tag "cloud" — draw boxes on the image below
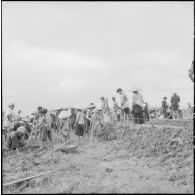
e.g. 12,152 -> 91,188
52,78 -> 87,93
2,2 -> 193,114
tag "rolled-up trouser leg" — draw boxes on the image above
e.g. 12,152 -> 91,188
10,132 -> 20,149
47,128 -> 52,141
6,133 -> 12,148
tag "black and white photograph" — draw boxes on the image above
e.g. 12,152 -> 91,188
1,1 -> 194,194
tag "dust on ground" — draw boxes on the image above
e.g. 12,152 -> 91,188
2,120 -> 194,194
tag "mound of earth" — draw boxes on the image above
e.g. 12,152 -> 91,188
2,120 -> 194,193
99,120 -> 193,192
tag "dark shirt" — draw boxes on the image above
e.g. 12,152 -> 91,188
69,113 -> 76,124
171,95 -> 180,106
162,100 -> 168,109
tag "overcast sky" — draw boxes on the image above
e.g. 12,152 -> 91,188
2,1 -> 194,115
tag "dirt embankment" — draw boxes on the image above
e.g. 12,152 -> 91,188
99,121 -> 194,190
2,120 -> 194,193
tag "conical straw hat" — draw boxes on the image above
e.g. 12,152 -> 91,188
58,110 -> 71,119
130,87 -> 141,92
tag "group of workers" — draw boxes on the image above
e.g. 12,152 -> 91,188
161,93 -> 181,119
2,87 -> 149,155
161,93 -> 191,119
2,85 -> 192,155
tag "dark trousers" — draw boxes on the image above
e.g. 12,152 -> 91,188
7,132 -> 25,149
40,126 -> 52,141
133,105 -> 145,124
85,119 -> 91,133
117,114 -> 120,121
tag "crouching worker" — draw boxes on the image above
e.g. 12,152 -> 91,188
7,126 -> 29,155
90,108 -> 104,143
33,108 -> 52,150
58,110 -> 71,142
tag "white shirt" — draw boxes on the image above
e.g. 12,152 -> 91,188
76,111 -> 85,124
120,92 -> 129,109
7,109 -> 18,122
101,98 -> 109,113
132,93 -> 144,107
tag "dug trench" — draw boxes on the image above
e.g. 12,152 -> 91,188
2,120 -> 194,193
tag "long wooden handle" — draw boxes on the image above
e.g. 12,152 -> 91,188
3,170 -> 57,187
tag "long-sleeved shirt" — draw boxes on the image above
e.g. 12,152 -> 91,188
35,115 -> 51,129
86,109 -> 93,120
132,93 -> 144,107
59,118 -> 70,131
171,95 -> 180,106
75,111 -> 85,125
91,113 -> 104,126
112,101 -> 120,113
101,98 -> 110,113
120,92 -> 129,109
162,100 -> 168,109
7,109 -> 18,124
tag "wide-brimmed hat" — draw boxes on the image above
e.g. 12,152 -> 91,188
130,87 -> 141,92
19,120 -> 25,125
88,103 -> 96,109
92,108 -> 99,113
58,110 -> 72,119
75,105 -> 83,110
17,126 -> 28,135
92,107 -> 103,113
6,123 -> 15,129
8,103 -> 15,107
21,118 -> 29,122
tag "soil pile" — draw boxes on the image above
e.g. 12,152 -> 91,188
99,120 -> 193,191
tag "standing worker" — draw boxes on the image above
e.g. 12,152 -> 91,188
143,102 -> 150,121
131,87 -> 145,124
100,96 -> 111,123
85,103 -> 96,133
69,108 -> 76,132
7,103 -> 18,125
111,97 -> 120,121
33,108 -> 52,150
170,93 -> 180,119
188,60 -> 194,82
162,97 -> 168,118
58,109 -> 71,142
74,106 -> 85,142
116,88 -> 130,121
31,106 -> 43,141
90,107 -> 104,143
